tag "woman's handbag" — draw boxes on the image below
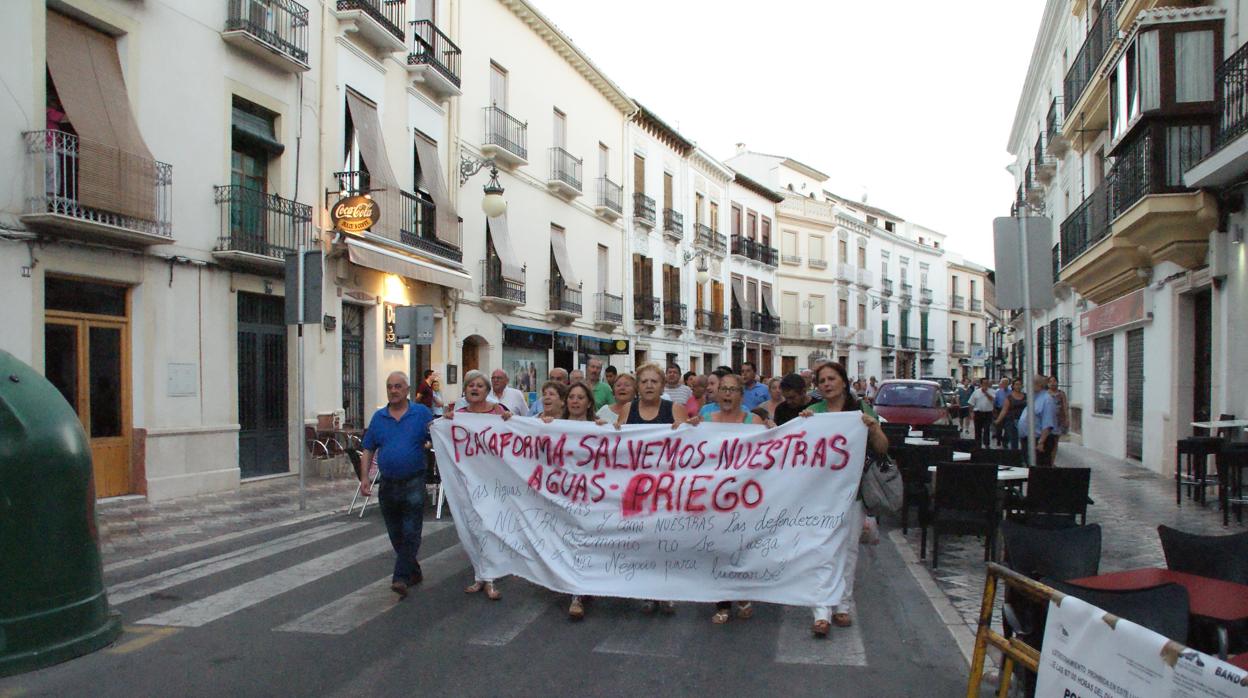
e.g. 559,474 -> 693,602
860,451 -> 903,514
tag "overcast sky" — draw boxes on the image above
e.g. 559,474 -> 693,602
531,0 -> 1047,268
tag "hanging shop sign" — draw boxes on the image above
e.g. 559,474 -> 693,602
331,195 -> 380,234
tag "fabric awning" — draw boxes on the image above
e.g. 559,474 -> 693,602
46,12 -> 157,221
413,135 -> 459,247
549,226 -> 579,286
345,237 -> 472,291
730,277 -> 747,312
232,106 -> 285,155
345,90 -> 401,240
762,291 -> 779,318
486,214 -> 525,283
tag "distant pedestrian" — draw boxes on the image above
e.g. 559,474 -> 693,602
969,378 -> 995,448
865,377 -> 879,403
992,377 -> 1011,446
586,357 -> 614,412
1020,375 -> 1059,467
740,361 -> 769,411
662,363 -> 692,404
957,378 -> 974,433
1048,376 -> 1069,455
361,371 -> 435,600
563,381 -> 603,620
605,365 -> 618,387
994,378 -> 1027,450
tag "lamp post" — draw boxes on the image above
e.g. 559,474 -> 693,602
461,154 -> 507,217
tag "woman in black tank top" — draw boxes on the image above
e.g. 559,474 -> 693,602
616,363 -> 687,428
626,397 -> 674,424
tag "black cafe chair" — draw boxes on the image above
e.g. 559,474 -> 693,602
927,462 -> 1000,568
1047,579 -> 1190,644
971,448 -> 1026,467
1000,521 -> 1102,643
1157,525 -> 1248,585
1021,467 -> 1092,528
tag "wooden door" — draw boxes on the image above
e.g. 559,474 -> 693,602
45,316 -> 131,497
663,172 -> 673,211
633,154 -> 645,193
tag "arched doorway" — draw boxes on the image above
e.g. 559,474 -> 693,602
462,334 -> 488,374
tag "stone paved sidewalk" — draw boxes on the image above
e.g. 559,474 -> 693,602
893,438 -> 1246,650
96,473 -> 364,566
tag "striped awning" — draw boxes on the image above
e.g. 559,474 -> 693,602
345,237 -> 472,291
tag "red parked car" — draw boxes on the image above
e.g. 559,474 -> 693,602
870,379 -> 951,427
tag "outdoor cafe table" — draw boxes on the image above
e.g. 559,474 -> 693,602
927,464 -> 1028,480
1069,568 -> 1248,658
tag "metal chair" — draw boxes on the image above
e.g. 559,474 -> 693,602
1176,436 -> 1223,507
1157,525 -> 1248,585
1047,579 -> 1191,644
1021,467 -> 1092,528
927,462 -> 1001,568
1219,443 -> 1248,526
346,449 -> 379,518
1000,521 -> 1102,643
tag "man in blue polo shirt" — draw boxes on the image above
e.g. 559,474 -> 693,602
362,371 -> 434,599
741,361 -> 769,411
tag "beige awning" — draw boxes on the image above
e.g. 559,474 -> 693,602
549,226 -> 579,287
730,277 -> 747,311
345,90 -> 401,240
486,214 -> 525,283
46,12 -> 157,221
345,237 -> 472,291
762,290 -> 779,317
413,135 -> 459,247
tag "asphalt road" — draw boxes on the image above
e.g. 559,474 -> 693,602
1,512 -> 970,698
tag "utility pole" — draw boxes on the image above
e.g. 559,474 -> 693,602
296,240 -> 306,511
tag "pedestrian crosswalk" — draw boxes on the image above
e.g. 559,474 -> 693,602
112,516 -> 868,667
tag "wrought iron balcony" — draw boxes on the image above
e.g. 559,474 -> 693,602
922,337 -> 934,352
1052,243 -> 1061,284
951,340 -> 966,354
900,336 -> 918,350
882,332 -> 895,347
663,208 -> 683,240
22,130 -> 173,245
951,294 -> 964,310
1059,185 -> 1110,270
398,189 -> 462,262
547,147 -> 582,197
335,0 -> 406,52
751,312 -> 779,335
760,245 -> 778,267
696,309 -> 725,332
1215,41 -> 1248,150
970,299 -> 983,312
781,253 -> 802,265
213,185 -> 312,266
663,300 -> 687,328
899,282 -> 913,298
881,278 -> 893,295
480,259 -> 525,305
780,321 -> 811,338
596,292 -> 623,325
920,287 -> 933,305
1108,121 -> 1212,220
595,177 -> 622,219
1063,0 -> 1120,118
633,294 -> 659,323
407,20 -> 461,96
482,105 -> 527,165
808,257 -> 827,269
549,279 -> 582,317
715,232 -> 728,254
1046,96 -> 1065,155
633,193 -> 656,228
731,234 -> 757,259
224,0 -> 310,71
694,223 -> 717,251
1035,133 -> 1056,183
857,268 -> 873,287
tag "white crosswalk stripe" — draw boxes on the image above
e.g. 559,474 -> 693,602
773,606 -> 867,666
274,528 -> 465,636
593,606 -> 701,658
137,533 -> 394,627
466,595 -> 550,647
108,521 -> 366,604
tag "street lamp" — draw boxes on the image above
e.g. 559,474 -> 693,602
682,249 -> 710,285
460,154 -> 507,217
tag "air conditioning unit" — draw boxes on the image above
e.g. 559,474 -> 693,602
812,324 -> 833,338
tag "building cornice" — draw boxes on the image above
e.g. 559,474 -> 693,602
691,147 -> 733,182
633,104 -> 695,155
1103,6 -> 1228,72
734,173 -> 784,203
499,0 -> 638,116
1006,0 -> 1068,154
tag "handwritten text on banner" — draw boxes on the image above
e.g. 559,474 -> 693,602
430,412 -> 867,606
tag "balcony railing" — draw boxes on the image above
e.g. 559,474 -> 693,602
809,257 -> 827,269
882,332 -> 895,347
633,193 -> 656,227
481,259 -> 524,304
596,177 -> 622,215
1059,184 -> 1110,269
920,287 -> 933,304
596,292 -> 623,324
781,254 -> 802,265
694,223 -> 717,250
695,309 -> 726,333
1046,96 -> 1064,149
23,130 -> 173,240
751,312 -> 780,335
881,278 -> 893,295
760,245 -> 778,267
922,338 -> 934,352
549,147 -> 582,193
1108,121 -> 1212,220
780,321 -> 811,338
336,0 -> 405,42
398,189 -> 462,262
731,234 -> 757,259
951,340 -> 966,354
970,299 -> 983,312
1052,243 -> 1061,283
1063,0 -> 1121,118
408,20 -> 461,88
1215,41 -> 1248,150
483,105 -> 527,161
214,185 -> 312,260
900,336 -> 918,350
900,282 -> 913,298
663,208 -> 683,240
633,294 -> 659,323
226,0 -> 310,66
549,279 -> 582,315
951,294 -> 965,310
663,301 -> 687,327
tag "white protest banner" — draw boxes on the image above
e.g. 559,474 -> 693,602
430,412 -> 866,607
1036,594 -> 1248,698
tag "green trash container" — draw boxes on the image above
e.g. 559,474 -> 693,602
0,349 -> 122,677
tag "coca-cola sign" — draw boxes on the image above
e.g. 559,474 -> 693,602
331,195 -> 379,233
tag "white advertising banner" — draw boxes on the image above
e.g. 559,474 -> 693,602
1036,595 -> 1248,698
430,412 -> 867,607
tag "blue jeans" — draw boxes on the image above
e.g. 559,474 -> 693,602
379,472 -> 426,583
1002,420 -> 1020,450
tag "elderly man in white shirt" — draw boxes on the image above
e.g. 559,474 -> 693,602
463,368 -> 528,415
969,377 -> 996,448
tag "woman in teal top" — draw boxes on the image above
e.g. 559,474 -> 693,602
799,361 -> 888,636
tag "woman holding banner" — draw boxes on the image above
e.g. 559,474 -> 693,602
708,373 -> 776,624
799,361 -> 888,636
443,370 -> 510,601
619,362 -> 686,615
535,381 -> 569,422
596,372 -> 636,423
562,380 -> 604,619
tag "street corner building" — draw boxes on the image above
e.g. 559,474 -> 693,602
1005,0 -> 1248,475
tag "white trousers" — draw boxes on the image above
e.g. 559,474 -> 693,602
812,499 -> 866,622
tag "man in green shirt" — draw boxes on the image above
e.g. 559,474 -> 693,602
586,357 -> 614,410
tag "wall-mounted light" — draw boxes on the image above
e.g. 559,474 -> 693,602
681,250 -> 710,285
461,155 -> 507,217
